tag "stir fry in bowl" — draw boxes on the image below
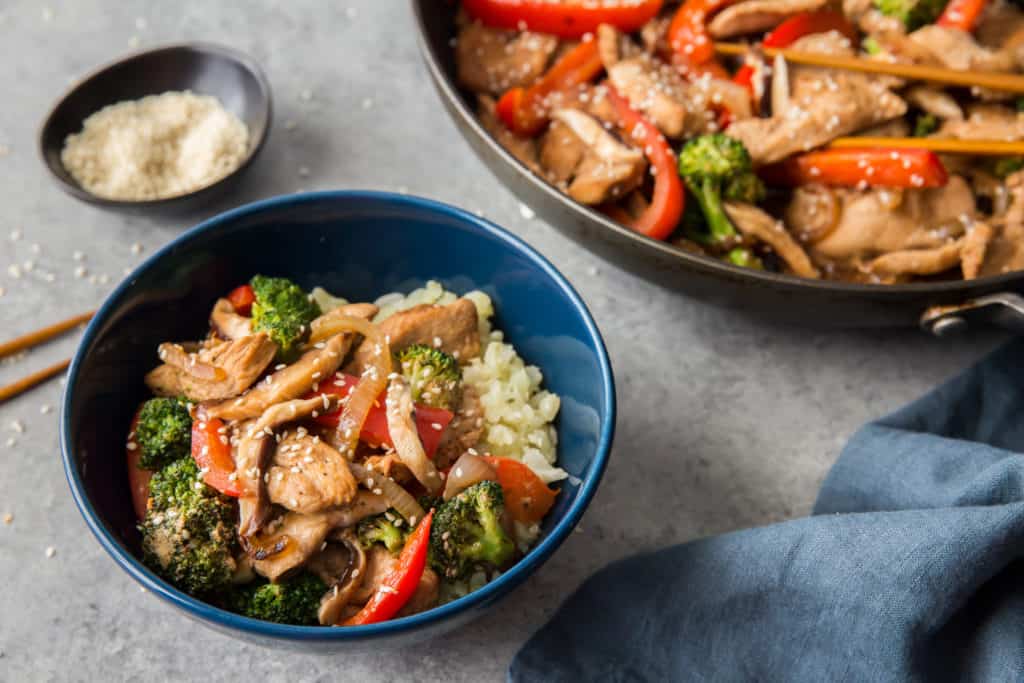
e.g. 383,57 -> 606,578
126,277 -> 563,626
455,0 -> 1024,283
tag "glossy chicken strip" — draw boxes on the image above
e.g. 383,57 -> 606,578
723,202 -> 820,279
203,333 -> 348,421
145,333 -> 277,402
863,240 -> 965,279
267,430 -> 359,513
210,298 -> 252,340
455,20 -> 558,96
709,0 -> 828,38
548,108 -> 646,205
235,395 -> 342,537
960,222 -> 994,280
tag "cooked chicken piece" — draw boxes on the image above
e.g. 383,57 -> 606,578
396,568 -> 441,618
203,332 -> 348,421
596,23 -> 643,68
709,0 -> 829,38
385,377 -> 443,495
544,108 -> 646,205
145,333 -> 277,402
979,171 -> 1024,276
350,298 -> 481,372
726,34 -> 905,164
976,2 -> 1024,66
235,395 -> 342,537
723,202 -> 821,278
251,511 -> 333,582
267,430 -> 359,513
210,298 -> 252,340
478,95 -> 541,174
905,86 -> 963,122
961,222 -> 994,280
540,119 -> 587,184
311,302 -> 378,335
455,21 -> 558,96
641,15 -> 672,55
938,104 -> 1024,141
908,25 -> 1015,72
349,545 -> 396,605
690,76 -> 753,121
435,387 -> 485,470
862,239 -> 964,280
788,176 -> 975,261
607,57 -> 719,137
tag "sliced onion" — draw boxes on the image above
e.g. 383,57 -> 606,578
319,315 -> 391,457
385,377 -> 443,496
443,453 -> 498,501
770,53 -> 789,117
158,342 -> 226,381
350,462 -> 425,525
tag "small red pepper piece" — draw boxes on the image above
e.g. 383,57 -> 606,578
760,148 -> 949,189
344,510 -> 434,626
667,0 -> 734,66
227,284 -> 255,316
308,374 -> 454,458
126,408 -> 152,521
462,0 -> 664,39
496,39 -> 604,136
937,0 -> 989,32
763,10 -> 858,48
604,85 -> 685,240
192,417 -> 242,497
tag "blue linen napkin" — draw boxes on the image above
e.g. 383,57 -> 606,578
510,341 -> 1024,682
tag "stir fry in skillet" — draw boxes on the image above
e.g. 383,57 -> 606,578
455,0 -> 1024,283
126,277 -> 563,626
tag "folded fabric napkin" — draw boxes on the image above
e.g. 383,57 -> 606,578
510,341 -> 1024,682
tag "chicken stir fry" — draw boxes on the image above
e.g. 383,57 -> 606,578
127,276 -> 561,626
456,0 -> 1024,283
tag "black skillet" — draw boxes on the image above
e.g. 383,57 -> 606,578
412,0 -> 1024,333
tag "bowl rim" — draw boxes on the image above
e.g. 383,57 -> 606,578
59,190 -> 616,642
410,1 -> 1024,297
38,41 -> 273,209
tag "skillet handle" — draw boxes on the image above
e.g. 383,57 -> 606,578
921,292 -> 1024,336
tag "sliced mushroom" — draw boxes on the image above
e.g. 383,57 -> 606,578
723,202 -> 821,279
313,531 -> 367,626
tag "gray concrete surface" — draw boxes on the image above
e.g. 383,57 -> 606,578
0,2 -> 1007,681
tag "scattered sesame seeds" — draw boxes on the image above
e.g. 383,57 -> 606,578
299,88 -> 313,102
361,98 -> 374,110
9,420 -> 24,434
7,264 -> 21,279
2,513 -> 12,525
45,546 -> 56,558
73,250 -> 85,261
9,229 -> 22,241
74,266 -> 87,279
299,166 -> 310,177
284,119 -> 298,131
518,202 -> 535,220
130,242 -> 143,255
345,6 -> 358,19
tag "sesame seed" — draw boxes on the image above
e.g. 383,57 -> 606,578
126,441 -> 137,451
9,420 -> 24,434
3,513 -> 12,524
45,546 -> 56,558
73,250 -> 84,261
130,242 -> 143,255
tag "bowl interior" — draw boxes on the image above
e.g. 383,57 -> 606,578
40,44 -> 270,203
63,192 -> 613,641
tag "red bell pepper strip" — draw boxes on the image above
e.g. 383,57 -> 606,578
308,374 -> 454,458
344,510 -> 434,626
227,284 -> 255,316
937,0 -> 989,32
668,0 -> 734,65
604,85 -> 685,240
462,0 -> 664,39
192,417 -> 242,497
126,408 -> 152,521
763,10 -> 858,48
760,148 -> 949,189
496,38 -> 604,136
482,456 -> 558,525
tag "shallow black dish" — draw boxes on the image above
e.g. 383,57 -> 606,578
39,43 -> 271,214
412,0 -> 1024,332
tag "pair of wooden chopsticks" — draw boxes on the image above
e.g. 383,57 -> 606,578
0,311 -> 94,403
714,42 -> 1024,156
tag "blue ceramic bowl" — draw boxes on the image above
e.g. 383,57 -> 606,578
60,191 -> 615,650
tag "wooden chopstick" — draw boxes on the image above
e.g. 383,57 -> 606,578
0,310 -> 94,358
0,359 -> 71,403
714,42 -> 1024,94
0,311 -> 93,403
829,137 -> 1024,155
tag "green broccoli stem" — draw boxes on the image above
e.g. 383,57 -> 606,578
692,177 -> 736,243
726,248 -> 763,270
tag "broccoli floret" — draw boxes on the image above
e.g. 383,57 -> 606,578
135,397 -> 192,470
429,481 -> 515,580
357,511 -> 410,554
677,134 -> 764,244
397,344 -> 462,410
862,36 -> 884,56
140,457 -> 237,596
872,0 -> 944,30
229,573 -> 326,625
913,113 -> 938,138
993,157 -> 1024,179
250,275 -> 321,361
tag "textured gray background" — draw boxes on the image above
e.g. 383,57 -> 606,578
0,2 -> 1006,681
